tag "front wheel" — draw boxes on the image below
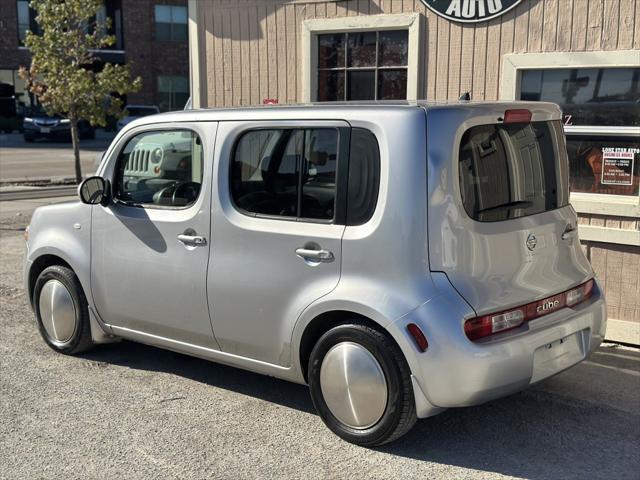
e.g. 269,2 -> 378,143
33,265 -> 93,355
308,323 -> 416,446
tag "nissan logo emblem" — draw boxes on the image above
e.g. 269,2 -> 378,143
526,233 -> 537,251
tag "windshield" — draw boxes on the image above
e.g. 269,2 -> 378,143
127,107 -> 157,117
458,120 -> 569,222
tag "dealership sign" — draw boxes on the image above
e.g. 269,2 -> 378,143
420,0 -> 523,23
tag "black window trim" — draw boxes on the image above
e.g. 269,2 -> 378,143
111,126 -> 205,211
229,126 -> 350,225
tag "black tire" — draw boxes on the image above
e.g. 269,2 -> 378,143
33,265 -> 93,355
24,135 -> 34,143
308,323 -> 416,446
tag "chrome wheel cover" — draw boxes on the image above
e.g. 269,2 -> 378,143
39,280 -> 77,343
319,341 -> 388,429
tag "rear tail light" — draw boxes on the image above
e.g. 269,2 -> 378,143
503,109 -> 532,124
566,280 -> 594,307
465,279 -> 595,342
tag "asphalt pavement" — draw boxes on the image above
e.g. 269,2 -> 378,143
1,197 -> 639,479
0,131 -> 114,183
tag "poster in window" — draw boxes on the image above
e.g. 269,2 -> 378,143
601,148 -> 635,186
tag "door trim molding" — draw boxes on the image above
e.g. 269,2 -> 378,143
108,324 -> 302,381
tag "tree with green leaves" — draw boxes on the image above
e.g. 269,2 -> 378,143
20,0 -> 142,183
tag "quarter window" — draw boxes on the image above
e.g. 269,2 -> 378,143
114,130 -> 203,208
154,5 -> 188,42
347,128 -> 380,225
231,128 -> 339,221
317,30 -> 408,101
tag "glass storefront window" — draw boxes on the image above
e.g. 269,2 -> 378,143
565,134 -> 639,196
317,30 -> 408,101
520,67 -> 640,126
157,75 -> 190,111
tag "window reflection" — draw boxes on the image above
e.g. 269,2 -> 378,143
520,68 -> 640,126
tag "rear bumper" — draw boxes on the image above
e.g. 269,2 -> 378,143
392,281 -> 606,414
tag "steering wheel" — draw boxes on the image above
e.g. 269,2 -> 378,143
172,181 -> 200,205
154,181 -> 179,205
154,181 -> 201,206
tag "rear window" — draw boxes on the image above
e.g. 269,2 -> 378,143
458,120 -> 569,222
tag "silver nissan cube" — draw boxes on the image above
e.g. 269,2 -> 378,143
24,102 -> 606,446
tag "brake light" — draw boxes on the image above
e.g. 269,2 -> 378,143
503,109 -> 532,124
465,279 -> 595,342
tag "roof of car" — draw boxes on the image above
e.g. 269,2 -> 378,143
123,100 -> 562,129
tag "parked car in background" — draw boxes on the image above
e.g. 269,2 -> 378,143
23,108 -> 95,142
0,82 -> 23,133
24,102 -> 606,446
116,105 -> 160,131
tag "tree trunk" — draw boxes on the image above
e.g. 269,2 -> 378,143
70,117 -> 82,184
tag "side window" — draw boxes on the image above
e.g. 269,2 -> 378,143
114,130 -> 203,208
231,128 -> 339,220
347,128 -> 380,225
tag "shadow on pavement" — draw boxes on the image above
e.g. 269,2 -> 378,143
82,340 -> 314,414
83,341 -> 640,479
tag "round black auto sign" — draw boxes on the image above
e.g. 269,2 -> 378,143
420,0 -> 523,23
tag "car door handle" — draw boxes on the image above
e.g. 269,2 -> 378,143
295,248 -> 334,262
177,234 -> 207,246
561,225 -> 577,240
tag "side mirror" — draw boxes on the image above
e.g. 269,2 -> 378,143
79,176 -> 108,205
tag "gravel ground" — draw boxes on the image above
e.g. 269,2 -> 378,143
1,199 -> 639,479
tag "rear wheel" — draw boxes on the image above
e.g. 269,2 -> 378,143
308,323 -> 416,446
33,265 -> 93,355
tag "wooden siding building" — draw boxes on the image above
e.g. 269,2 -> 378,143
188,0 -> 640,343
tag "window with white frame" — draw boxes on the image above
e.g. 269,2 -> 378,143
520,67 -> 639,127
302,14 -> 421,103
317,30 -> 409,101
503,52 -> 640,201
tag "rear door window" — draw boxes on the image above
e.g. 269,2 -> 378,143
231,128 -> 340,221
458,120 -> 569,222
